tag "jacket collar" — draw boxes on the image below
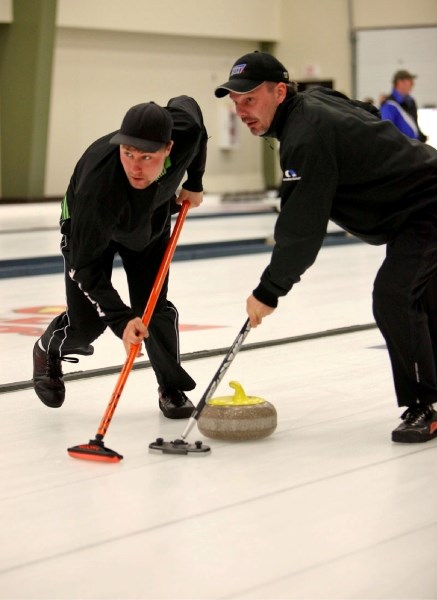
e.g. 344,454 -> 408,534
263,92 -> 297,139
392,88 -> 409,104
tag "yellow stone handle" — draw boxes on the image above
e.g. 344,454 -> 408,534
208,381 -> 265,406
229,381 -> 247,403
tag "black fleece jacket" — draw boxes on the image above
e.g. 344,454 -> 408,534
60,95 -> 207,337
253,87 -> 437,308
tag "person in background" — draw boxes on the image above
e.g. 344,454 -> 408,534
380,70 -> 427,142
33,96 -> 207,419
215,51 -> 437,444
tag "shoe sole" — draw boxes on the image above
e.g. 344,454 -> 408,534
34,381 -> 65,408
159,405 -> 194,419
392,430 -> 437,443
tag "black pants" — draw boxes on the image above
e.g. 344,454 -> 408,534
40,234 -> 195,392
372,209 -> 437,408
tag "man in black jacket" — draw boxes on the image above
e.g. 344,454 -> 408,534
215,51 -> 437,444
33,96 -> 208,419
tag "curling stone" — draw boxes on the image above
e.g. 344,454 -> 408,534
197,381 -> 277,441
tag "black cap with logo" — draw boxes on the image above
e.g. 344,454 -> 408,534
215,51 -> 289,98
110,102 -> 172,152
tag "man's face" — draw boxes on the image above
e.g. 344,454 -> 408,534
119,142 -> 173,189
229,82 -> 287,136
396,78 -> 414,96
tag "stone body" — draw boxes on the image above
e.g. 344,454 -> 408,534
198,400 -> 277,441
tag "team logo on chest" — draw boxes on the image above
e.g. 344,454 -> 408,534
283,168 -> 301,182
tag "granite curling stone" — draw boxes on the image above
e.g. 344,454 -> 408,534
197,381 -> 277,441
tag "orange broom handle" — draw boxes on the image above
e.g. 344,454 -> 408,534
96,200 -> 190,439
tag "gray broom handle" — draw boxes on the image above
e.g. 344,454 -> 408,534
181,318 -> 251,440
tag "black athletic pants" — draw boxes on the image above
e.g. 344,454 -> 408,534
372,209 -> 437,408
40,233 -> 195,392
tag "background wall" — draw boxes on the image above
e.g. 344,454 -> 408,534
356,27 -> 437,106
44,0 -> 282,195
0,0 -> 13,194
45,31 -> 265,195
0,0 -> 12,21
279,0 -> 352,94
1,0 -> 436,199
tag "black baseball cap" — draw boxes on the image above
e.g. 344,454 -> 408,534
215,51 -> 289,98
110,102 -> 172,152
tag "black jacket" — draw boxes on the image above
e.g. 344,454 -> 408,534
60,95 -> 207,335
254,87 -> 437,307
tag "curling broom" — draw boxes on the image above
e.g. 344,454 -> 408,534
67,201 -> 190,462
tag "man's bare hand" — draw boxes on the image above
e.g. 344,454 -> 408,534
246,294 -> 275,328
175,188 -> 203,208
122,317 -> 148,357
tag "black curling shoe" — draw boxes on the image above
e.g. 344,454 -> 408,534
33,342 -> 69,408
392,404 -> 437,443
158,387 -> 195,419
32,341 -> 94,408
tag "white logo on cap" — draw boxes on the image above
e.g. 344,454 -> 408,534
231,63 -> 247,76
